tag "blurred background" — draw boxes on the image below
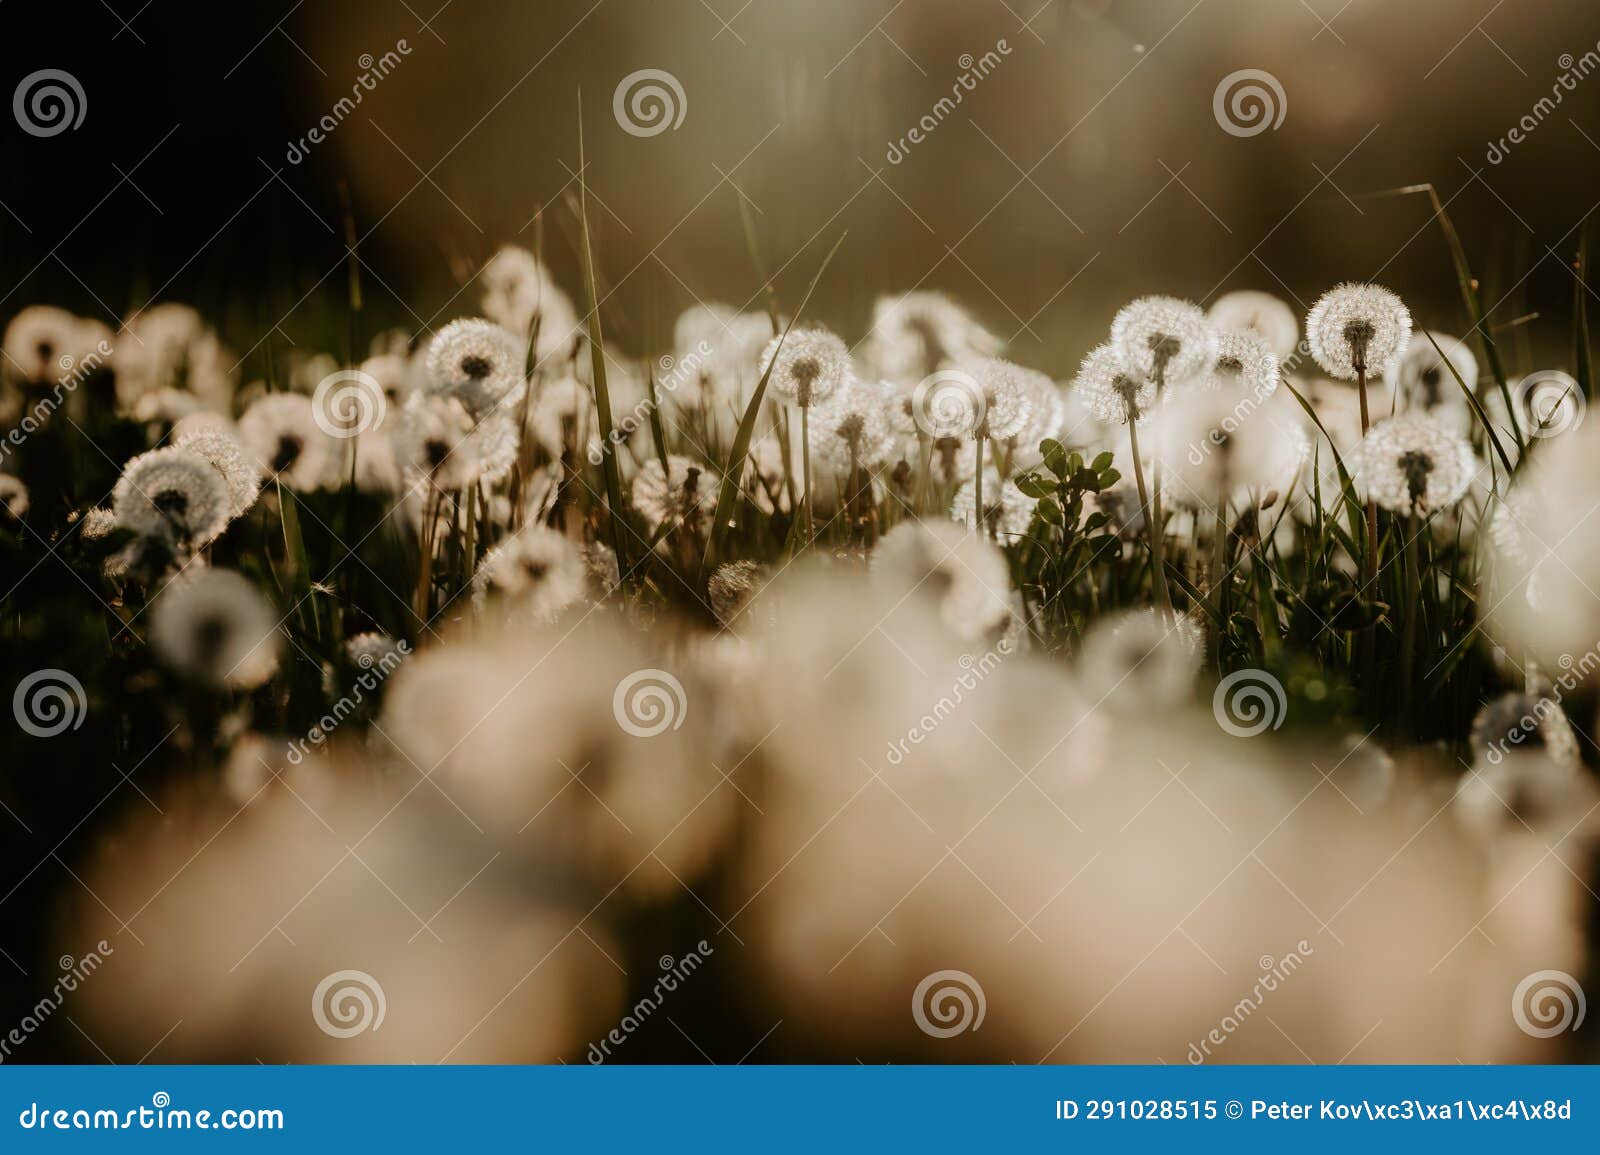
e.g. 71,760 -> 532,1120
6,0 -> 1600,372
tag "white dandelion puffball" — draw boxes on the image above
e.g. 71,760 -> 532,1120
112,447 -> 233,548
1207,290 -> 1299,361
1150,390 -> 1310,509
1385,330 -> 1478,413
871,520 -> 1013,643
1306,283 -> 1412,381
1078,607 -> 1205,710
1481,422 -> 1600,669
631,454 -> 712,534
808,378 -> 897,475
1110,296 -> 1219,386
991,361 -> 1060,455
0,474 -> 29,520
392,394 -> 505,492
974,359 -> 1036,440
707,560 -> 769,628
529,376 -> 599,460
1348,413 -> 1477,515
359,352 -> 422,416
758,327 -> 849,407
479,245 -> 581,365
471,524 -> 588,624
950,470 -> 1035,542
1074,344 -> 1156,426
111,302 -> 236,412
175,428 -> 262,519
238,393 -> 336,491
1209,329 -> 1280,402
1469,692 -> 1581,775
425,317 -> 525,417
150,568 -> 281,690
861,291 -> 1001,384
344,631 -> 406,672
2,305 -> 110,386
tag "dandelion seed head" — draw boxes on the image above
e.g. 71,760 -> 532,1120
861,291 -> 1000,384
3,305 -> 108,386
344,631 -> 405,672
708,560 -> 769,628
1305,282 -> 1412,381
758,327 -> 849,407
1073,343 -> 1156,425
392,394 -> 512,492
480,246 -> 581,365
425,318 -> 525,417
112,303 -> 235,413
1079,607 -> 1204,709
872,520 -> 1012,643
1110,296 -> 1218,385
808,378 -> 896,474
112,446 -> 233,548
528,376 -> 598,461
150,568 -> 281,689
1349,413 -> 1476,515
974,358 -> 1036,440
1385,331 -> 1477,417
238,393 -> 335,491
1208,329 -> 1280,402
175,428 -> 261,519
0,473 -> 28,520
1207,290 -> 1299,361
360,352 -> 421,417
631,453 -> 710,534
472,525 -> 588,623
950,470 -> 1034,542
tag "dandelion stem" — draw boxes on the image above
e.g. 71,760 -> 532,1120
800,402 -> 814,546
974,435 -> 985,539
1125,418 -> 1172,620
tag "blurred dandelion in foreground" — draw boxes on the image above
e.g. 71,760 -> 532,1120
950,470 -> 1034,542
1306,283 -> 1412,382
472,524 -> 587,623
150,568 -> 281,689
1078,607 -> 1204,709
238,393 -> 335,491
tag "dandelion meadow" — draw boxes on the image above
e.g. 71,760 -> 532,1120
3,0 -> 1600,1073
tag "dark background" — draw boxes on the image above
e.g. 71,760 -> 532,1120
6,0 -> 1600,376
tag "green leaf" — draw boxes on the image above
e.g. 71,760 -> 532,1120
1041,439 -> 1068,477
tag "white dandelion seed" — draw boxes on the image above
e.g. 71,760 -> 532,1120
1110,296 -> 1219,386
425,318 -> 526,418
175,428 -> 261,519
950,470 -> 1035,542
344,631 -> 406,671
237,393 -> 336,491
1348,413 -> 1477,515
149,568 -> 281,690
1073,343 -> 1155,425
1306,282 -> 1412,382
973,358 -> 1035,440
112,447 -> 232,548
472,524 -> 588,623
758,327 -> 849,408
1207,290 -> 1299,361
